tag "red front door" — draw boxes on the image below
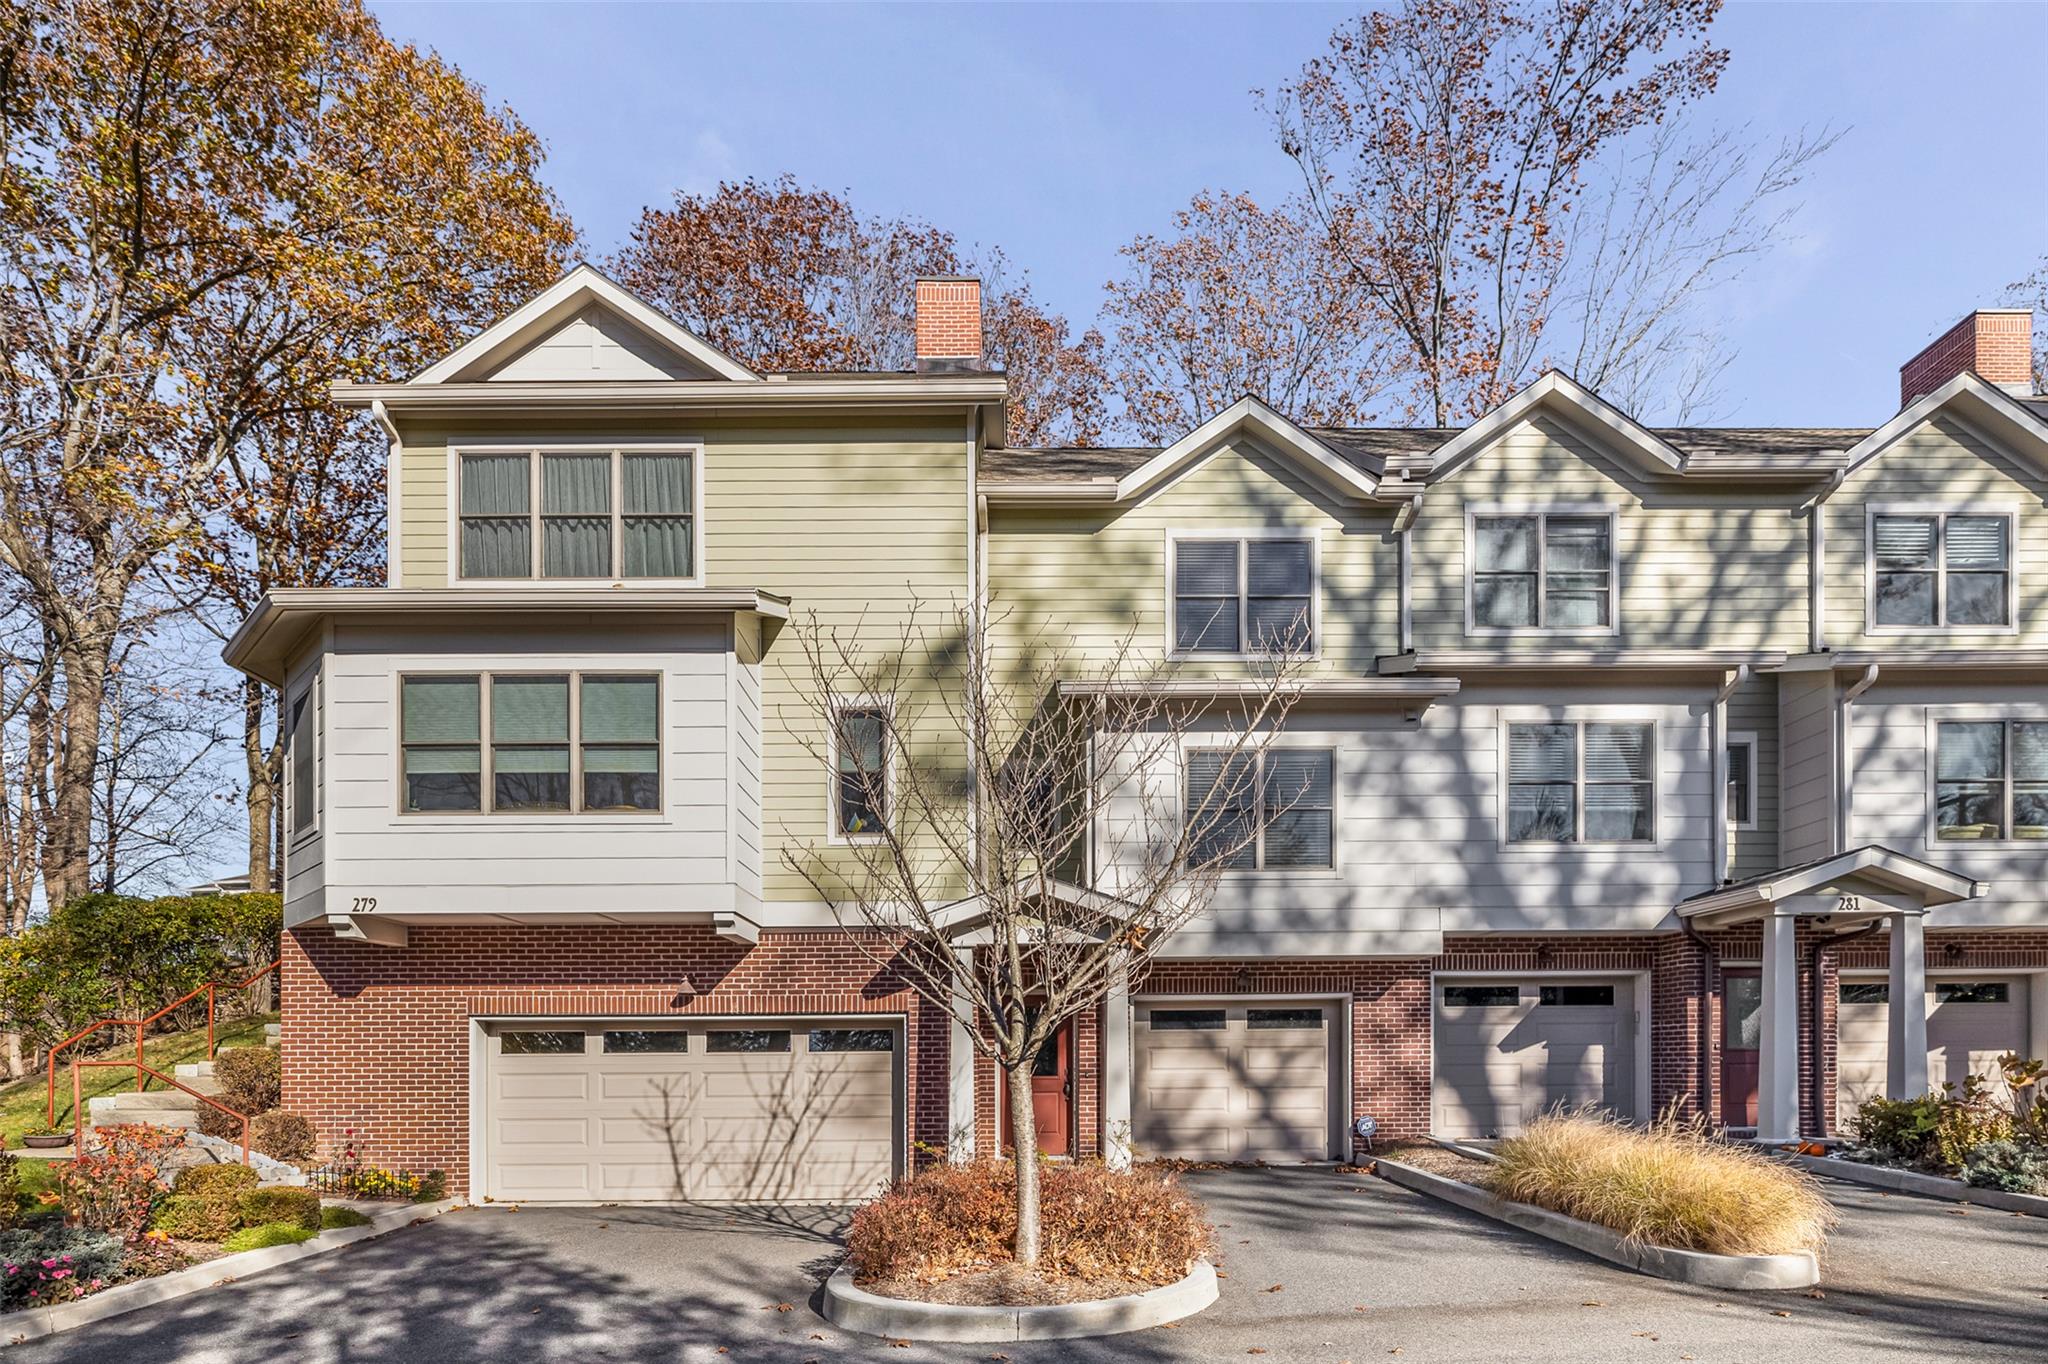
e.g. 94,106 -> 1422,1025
1720,970 -> 1762,1126
1002,1023 -> 1072,1156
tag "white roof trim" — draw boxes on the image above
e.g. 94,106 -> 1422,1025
929,877 -> 1133,939
1425,371 -> 1687,482
1113,396 -> 1384,503
413,264 -> 758,384
1838,371 -> 2048,480
1677,845 -> 1986,923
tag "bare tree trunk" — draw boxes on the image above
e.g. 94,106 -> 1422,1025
44,638 -> 109,908
1006,1057 -> 1041,1268
244,678 -> 273,892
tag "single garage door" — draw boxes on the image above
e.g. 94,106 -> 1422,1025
484,1020 -> 898,1203
1133,1002 -> 1334,1161
1838,977 -> 2030,1126
1433,979 -> 1636,1139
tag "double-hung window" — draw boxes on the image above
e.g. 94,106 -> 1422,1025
1870,509 -> 2012,629
1507,721 -> 1654,844
288,682 -> 317,837
832,703 -> 890,837
1726,735 -> 1757,828
1471,510 -> 1615,632
1185,748 -> 1334,870
1171,536 -> 1315,654
459,447 -> 697,581
400,672 -> 660,814
1935,720 -> 2048,842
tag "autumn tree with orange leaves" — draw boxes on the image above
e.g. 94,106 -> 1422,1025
1270,0 -> 1731,425
0,0 -> 576,904
612,176 -> 1105,446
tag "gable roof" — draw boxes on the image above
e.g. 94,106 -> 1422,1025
412,263 -> 759,384
1425,370 -> 1689,483
1838,370 -> 2048,480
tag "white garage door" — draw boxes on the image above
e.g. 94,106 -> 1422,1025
1433,980 -> 1635,1139
1838,977 -> 2030,1127
484,1020 -> 898,1203
1133,1002 -> 1334,1162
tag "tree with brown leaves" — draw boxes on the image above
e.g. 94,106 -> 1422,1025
611,176 -> 1105,446
1270,0 -> 1730,424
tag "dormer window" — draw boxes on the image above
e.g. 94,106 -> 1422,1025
1169,534 -> 1316,656
1469,507 -> 1616,634
1869,508 -> 2012,630
458,447 -> 698,582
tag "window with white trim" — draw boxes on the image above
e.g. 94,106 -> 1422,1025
1171,537 -> 1315,654
1726,736 -> 1756,828
1507,721 -> 1654,844
1870,510 -> 2011,628
288,683 -> 316,837
1185,748 -> 1334,869
1935,720 -> 2048,842
1472,510 -> 1614,631
399,672 -> 660,814
459,448 -> 695,580
831,702 -> 891,837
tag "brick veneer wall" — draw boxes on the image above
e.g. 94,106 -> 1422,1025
280,924 -> 952,1190
1899,309 -> 2034,404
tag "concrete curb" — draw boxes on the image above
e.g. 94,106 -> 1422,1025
1789,1154 -> 2048,1216
1373,1158 -> 1819,1290
821,1259 -> 1218,1342
2,1198 -> 464,1347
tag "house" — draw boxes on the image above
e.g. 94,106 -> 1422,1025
223,271 -> 2048,1202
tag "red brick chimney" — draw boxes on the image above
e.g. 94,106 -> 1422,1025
1900,308 -> 2033,406
914,277 -> 983,374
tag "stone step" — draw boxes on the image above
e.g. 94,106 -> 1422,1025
264,1023 -> 280,1043
174,1060 -> 215,1079
87,1090 -> 201,1134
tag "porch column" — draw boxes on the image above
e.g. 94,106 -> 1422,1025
1101,954 -> 1133,1171
1886,912 -> 1930,1098
1756,909 -> 1802,1143
948,946 -> 977,1161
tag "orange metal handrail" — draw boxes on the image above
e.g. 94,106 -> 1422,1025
46,961 -> 279,1130
71,1058 -> 251,1166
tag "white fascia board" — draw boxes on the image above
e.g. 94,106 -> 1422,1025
1113,396 -> 1385,503
1678,846 -> 1986,921
413,263 -> 759,384
1425,371 -> 1687,482
1057,676 -> 1459,703
1839,372 -> 2048,481
929,877 -> 1133,938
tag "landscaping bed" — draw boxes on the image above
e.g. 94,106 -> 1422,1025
1374,1114 -> 1830,1289
1833,1056 -> 2048,1200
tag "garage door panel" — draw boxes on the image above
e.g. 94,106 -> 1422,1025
1838,979 -> 2029,1127
1133,1002 -> 1333,1161
485,1019 -> 899,1203
1433,980 -> 1633,1139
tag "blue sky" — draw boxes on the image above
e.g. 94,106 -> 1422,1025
370,1 -> 2046,426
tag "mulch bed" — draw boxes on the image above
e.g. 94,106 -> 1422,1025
1374,1141 -> 1497,1185
859,1262 -> 1163,1306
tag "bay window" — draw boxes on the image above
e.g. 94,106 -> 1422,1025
400,672 -> 660,814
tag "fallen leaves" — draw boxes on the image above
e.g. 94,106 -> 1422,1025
1580,1300 -> 1603,1307
1265,1283 -> 1285,1293
765,1303 -> 795,1313
1770,1309 -> 1792,1318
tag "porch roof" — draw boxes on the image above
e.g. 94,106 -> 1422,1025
1676,844 -> 1987,927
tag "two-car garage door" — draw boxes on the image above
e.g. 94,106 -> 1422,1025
483,1019 -> 899,1203
1433,978 -> 1638,1139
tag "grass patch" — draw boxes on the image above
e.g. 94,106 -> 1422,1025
1487,1111 -> 1834,1258
221,1220 -> 316,1253
0,1013 -> 277,1149
321,1205 -> 372,1230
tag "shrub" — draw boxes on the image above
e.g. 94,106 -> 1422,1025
199,1048 -> 282,1140
1854,1076 -> 2016,1174
412,1170 -> 449,1203
321,1205 -> 371,1230
173,1163 -> 260,1197
0,1142 -> 19,1233
844,1159 -> 1213,1285
221,1221 -> 315,1253
1963,1140 -> 2048,1195
1487,1110 -> 1834,1258
150,1194 -> 242,1242
249,1111 -> 316,1164
50,1125 -> 184,1236
237,1187 -> 320,1232
0,1227 -> 124,1311
1851,1093 -> 1944,1166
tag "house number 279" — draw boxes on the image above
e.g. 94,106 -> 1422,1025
351,896 -> 378,913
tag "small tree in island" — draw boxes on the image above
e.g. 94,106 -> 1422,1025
781,597 -> 1308,1268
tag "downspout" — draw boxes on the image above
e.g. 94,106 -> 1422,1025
1680,917 -> 1717,1124
1806,469 -> 1845,654
372,400 -> 403,588
1809,921 -> 1883,1139
1392,492 -> 1423,657
1837,664 -> 1880,852
965,408 -> 982,877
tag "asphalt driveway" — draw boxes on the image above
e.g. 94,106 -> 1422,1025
10,1168 -> 2043,1362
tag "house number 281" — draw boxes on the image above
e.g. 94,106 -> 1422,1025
1837,894 -> 1861,913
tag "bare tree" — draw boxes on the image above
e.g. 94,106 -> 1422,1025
1552,120 -> 1843,421
779,597 -> 1307,1267
2005,256 -> 2047,394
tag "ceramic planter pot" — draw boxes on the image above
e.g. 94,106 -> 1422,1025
21,1132 -> 72,1149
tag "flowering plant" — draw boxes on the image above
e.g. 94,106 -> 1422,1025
43,1124 -> 183,1236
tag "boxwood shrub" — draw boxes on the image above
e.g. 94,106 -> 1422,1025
237,1187 -> 321,1232
151,1194 -> 242,1242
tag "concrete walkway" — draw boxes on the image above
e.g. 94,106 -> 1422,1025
8,1168 -> 2041,1362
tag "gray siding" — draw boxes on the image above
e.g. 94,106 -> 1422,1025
1727,673 -> 1780,880
1778,670 -> 1838,865
281,651 -> 327,926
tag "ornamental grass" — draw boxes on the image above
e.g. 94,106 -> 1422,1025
1486,1109 -> 1834,1258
